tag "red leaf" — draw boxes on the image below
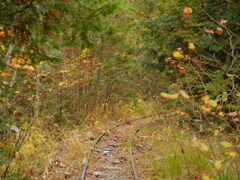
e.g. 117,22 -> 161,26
204,29 -> 214,34
216,27 -> 223,35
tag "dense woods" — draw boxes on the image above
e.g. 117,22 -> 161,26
0,0 -> 239,179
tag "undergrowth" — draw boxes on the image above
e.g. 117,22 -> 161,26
133,101 -> 239,180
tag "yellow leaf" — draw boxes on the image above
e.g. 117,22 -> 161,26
214,160 -> 223,170
1,71 -> 11,77
208,100 -> 217,107
0,44 -> 5,50
220,141 -> 232,148
201,95 -> 210,103
179,90 -> 190,99
60,70 -> 68,73
173,51 -> 184,59
225,150 -> 237,157
188,43 -> 195,50
218,112 -> 225,117
201,105 -> 211,113
202,174 -> 214,180
214,130 -> 219,136
180,112 -> 186,116
202,173 -> 214,180
58,82 -> 65,87
82,48 -> 89,54
160,92 -> 179,99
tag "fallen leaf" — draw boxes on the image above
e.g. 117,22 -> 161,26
201,105 -> 211,113
208,100 -> 218,107
160,92 -> 179,99
214,130 -> 219,136
179,69 -> 187,74
233,118 -> 240,122
214,160 -> 223,170
218,112 -> 225,117
183,7 -> 193,17
202,95 -> 210,103
170,60 -> 178,64
220,141 -> 232,148
227,111 -> 237,117
173,51 -> 184,59
201,171 -> 214,180
216,27 -> 223,35
219,19 -> 228,25
225,150 -> 237,157
188,43 -> 195,50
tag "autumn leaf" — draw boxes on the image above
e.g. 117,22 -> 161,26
226,73 -> 240,79
208,100 -> 217,107
227,111 -> 237,117
201,172 -> 214,180
201,105 -> 211,113
220,141 -> 232,148
179,69 -> 187,74
60,70 -> 68,73
218,112 -> 225,117
188,43 -> 195,50
219,19 -> 228,25
202,95 -> 210,103
22,65 -> 35,71
160,92 -> 179,99
170,60 -> 178,64
216,106 -> 222,110
173,51 -> 184,59
225,150 -> 237,157
237,91 -> 240,97
0,44 -> 5,50
214,160 -> 223,170
183,7 -> 193,17
214,130 -> 219,136
216,27 -> 223,35
0,71 -> 11,77
191,57 -> 200,66
13,110 -> 21,115
58,82 -> 65,87
179,90 -> 190,99
204,29 -> 214,34
233,118 -> 240,122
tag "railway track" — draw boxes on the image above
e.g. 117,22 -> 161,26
80,114 -> 158,180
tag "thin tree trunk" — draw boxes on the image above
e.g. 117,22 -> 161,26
6,40 -> 15,66
35,64 -> 41,119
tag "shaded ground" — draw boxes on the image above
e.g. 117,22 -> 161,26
42,116 -> 154,180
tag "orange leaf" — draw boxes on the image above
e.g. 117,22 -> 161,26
183,7 -> 193,17
191,57 -> 200,66
170,60 -> 178,64
216,27 -> 223,35
179,69 -> 187,74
